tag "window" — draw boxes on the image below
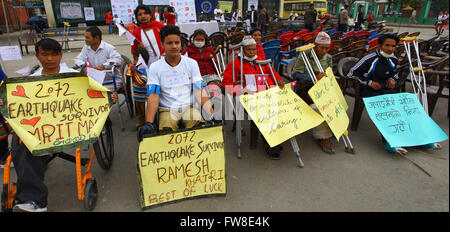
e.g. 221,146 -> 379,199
315,1 -> 326,9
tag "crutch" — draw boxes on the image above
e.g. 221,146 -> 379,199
255,59 -> 305,167
401,36 -> 429,114
225,43 -> 244,158
296,44 -> 356,154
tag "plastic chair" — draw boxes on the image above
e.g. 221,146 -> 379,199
263,46 -> 280,65
274,48 -> 298,76
262,39 -> 282,49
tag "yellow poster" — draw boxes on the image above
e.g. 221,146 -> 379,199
240,84 -> 324,147
0,73 -> 112,156
308,73 -> 349,141
137,126 -> 226,209
325,67 -> 348,111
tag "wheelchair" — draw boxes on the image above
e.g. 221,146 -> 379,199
1,68 -> 115,211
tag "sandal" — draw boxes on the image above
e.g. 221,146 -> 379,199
318,139 -> 335,155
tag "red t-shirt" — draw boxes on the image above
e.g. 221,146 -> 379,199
165,12 -> 176,25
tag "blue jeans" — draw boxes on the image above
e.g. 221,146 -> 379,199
108,22 -> 113,34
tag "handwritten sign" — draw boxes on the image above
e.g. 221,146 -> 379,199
308,71 -> 349,141
137,126 -> 226,209
0,73 -> 112,156
240,84 -> 324,147
325,67 -> 348,111
0,46 -> 22,61
363,93 -> 448,147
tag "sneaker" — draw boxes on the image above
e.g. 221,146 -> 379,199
13,201 -> 47,212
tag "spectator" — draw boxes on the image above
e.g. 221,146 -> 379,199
339,5 -> 349,32
435,11 -> 445,35
214,4 -> 223,22
152,6 -> 161,22
232,8 -> 241,22
348,14 -> 355,30
249,27 -> 265,60
355,5 -> 365,31
165,6 -> 177,25
106,10 -> 113,34
304,4 -> 317,32
409,9 -> 418,24
248,5 -> 258,28
257,6 -> 267,33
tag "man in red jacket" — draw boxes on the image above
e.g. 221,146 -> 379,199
222,36 -> 285,159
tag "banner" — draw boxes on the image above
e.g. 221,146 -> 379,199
137,126 -> 226,209
60,2 -> 83,19
248,0 -> 258,11
218,1 -> 233,13
240,84 -> 324,147
110,0 -> 139,25
169,0 -> 197,23
196,0 -> 216,14
308,68 -> 350,140
84,7 -> 95,21
0,73 -> 112,156
143,0 -> 169,5
363,93 -> 448,147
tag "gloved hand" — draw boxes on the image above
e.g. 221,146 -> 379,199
137,122 -> 156,142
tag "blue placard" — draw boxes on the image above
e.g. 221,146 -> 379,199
363,93 -> 448,147
197,0 -> 216,14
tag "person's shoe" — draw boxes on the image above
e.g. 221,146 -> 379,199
385,143 -> 407,155
264,144 -> 280,160
13,201 -> 47,212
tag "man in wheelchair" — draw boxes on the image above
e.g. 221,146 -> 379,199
0,38 -> 118,212
74,26 -> 123,88
137,25 -> 215,142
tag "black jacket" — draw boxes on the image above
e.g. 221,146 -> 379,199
347,49 -> 399,89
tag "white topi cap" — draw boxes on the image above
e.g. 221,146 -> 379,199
241,35 -> 257,47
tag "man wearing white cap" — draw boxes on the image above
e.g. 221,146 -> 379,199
292,32 -> 336,154
222,35 -> 286,159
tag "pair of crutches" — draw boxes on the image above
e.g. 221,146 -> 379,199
227,43 -> 305,167
401,36 -> 429,114
296,43 -> 356,153
211,45 -> 227,76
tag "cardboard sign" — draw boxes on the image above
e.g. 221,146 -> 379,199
308,71 -> 349,141
240,84 -> 324,147
0,73 -> 112,156
363,93 -> 448,147
137,126 -> 226,209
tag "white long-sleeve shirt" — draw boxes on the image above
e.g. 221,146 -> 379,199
74,41 -> 122,69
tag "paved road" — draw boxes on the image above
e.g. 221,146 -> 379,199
0,27 -> 448,212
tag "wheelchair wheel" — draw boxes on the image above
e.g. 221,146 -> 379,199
120,55 -> 134,119
83,178 -> 98,211
94,117 -> 114,170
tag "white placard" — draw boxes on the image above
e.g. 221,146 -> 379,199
60,2 -> 83,19
87,67 -> 107,84
248,0 -> 258,11
110,0 -> 139,25
0,46 -> 22,61
169,0 -> 197,23
84,7 -> 95,21
143,0 -> 169,5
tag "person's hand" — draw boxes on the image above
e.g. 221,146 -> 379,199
111,93 -> 118,103
94,65 -> 105,71
138,43 -> 145,49
370,81 -> 382,90
317,72 -> 327,81
137,122 -> 156,142
277,79 -> 285,89
0,98 -> 3,106
386,79 -> 396,89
